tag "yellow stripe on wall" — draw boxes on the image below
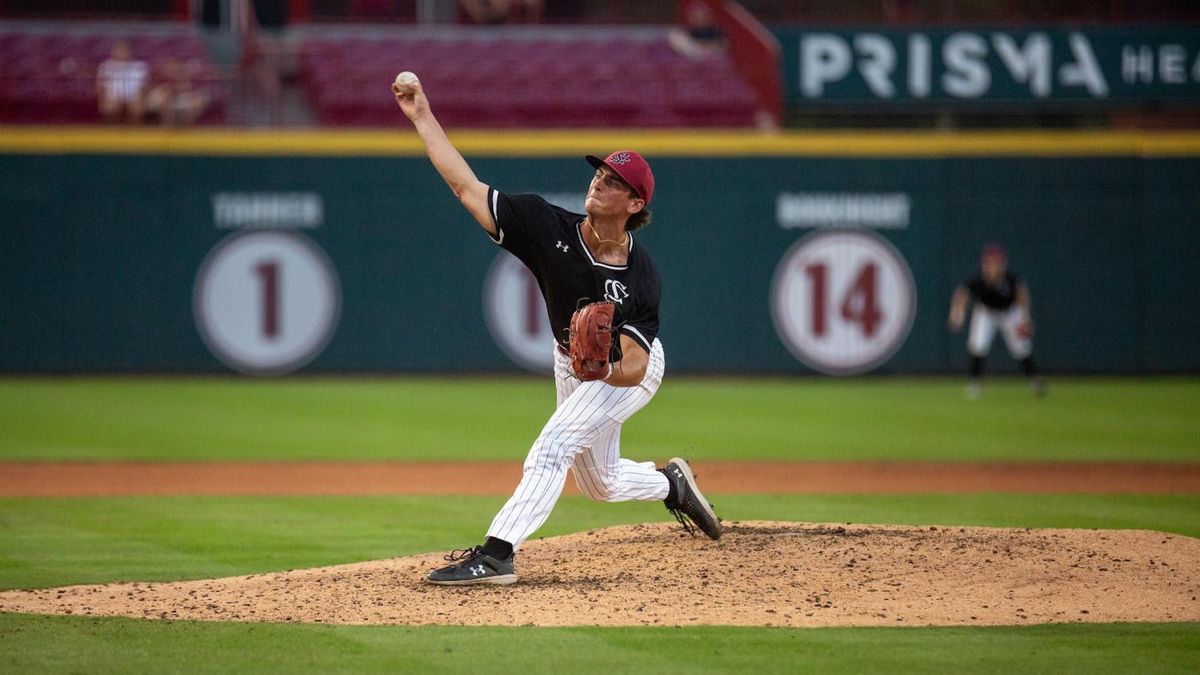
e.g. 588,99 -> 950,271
3,126 -> 1200,157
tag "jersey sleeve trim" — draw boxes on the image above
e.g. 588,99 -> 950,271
621,325 -> 653,353
486,187 -> 504,245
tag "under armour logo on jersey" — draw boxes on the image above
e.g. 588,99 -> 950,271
609,152 -> 632,165
470,565 -> 487,576
556,241 -> 569,253
604,279 -> 630,304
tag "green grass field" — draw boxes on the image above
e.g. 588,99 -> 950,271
1,376 -> 1198,673
3,616 -> 1196,674
1,377 -> 1197,461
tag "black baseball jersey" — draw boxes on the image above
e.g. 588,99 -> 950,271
486,188 -> 661,357
965,271 -> 1021,310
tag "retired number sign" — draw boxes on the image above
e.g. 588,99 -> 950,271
484,253 -> 555,374
194,230 -> 341,375
771,229 -> 916,375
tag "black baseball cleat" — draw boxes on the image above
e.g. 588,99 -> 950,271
660,458 -> 722,540
425,546 -> 518,586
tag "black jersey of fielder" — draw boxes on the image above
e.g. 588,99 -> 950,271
965,271 -> 1021,310
486,188 -> 661,358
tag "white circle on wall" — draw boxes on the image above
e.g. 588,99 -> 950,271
484,253 -> 555,374
194,230 -> 341,375
771,229 -> 916,375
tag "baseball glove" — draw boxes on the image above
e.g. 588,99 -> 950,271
568,301 -> 616,381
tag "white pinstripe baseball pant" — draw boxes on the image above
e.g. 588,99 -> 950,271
486,338 -> 670,550
968,305 -> 1032,360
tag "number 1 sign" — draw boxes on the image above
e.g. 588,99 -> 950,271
771,229 -> 916,375
194,230 -> 341,375
483,253 -> 555,374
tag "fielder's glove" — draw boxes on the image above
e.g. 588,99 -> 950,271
568,301 -> 616,381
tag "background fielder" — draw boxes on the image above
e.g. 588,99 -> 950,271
948,243 -> 1045,398
391,73 -> 721,586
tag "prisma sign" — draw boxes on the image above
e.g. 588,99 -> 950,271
777,27 -> 1200,103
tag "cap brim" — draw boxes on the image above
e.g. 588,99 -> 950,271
585,155 -> 638,195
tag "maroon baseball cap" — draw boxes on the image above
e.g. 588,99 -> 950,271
982,242 -> 1007,259
586,151 -> 655,204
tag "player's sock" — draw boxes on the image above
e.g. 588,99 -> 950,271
1021,357 -> 1038,377
662,470 -> 679,504
481,536 -> 513,560
969,356 -> 985,379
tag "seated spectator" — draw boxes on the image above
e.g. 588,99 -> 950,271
146,58 -> 208,126
96,40 -> 149,123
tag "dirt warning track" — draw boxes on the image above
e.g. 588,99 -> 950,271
1,461 -> 1198,496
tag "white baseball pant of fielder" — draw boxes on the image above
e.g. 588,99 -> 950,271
968,306 -> 1032,360
486,338 -> 669,549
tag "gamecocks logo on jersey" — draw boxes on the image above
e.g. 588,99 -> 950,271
609,152 -> 631,165
604,279 -> 630,304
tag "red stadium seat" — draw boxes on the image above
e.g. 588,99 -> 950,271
297,32 -> 762,128
0,25 -> 763,129
0,24 -> 225,125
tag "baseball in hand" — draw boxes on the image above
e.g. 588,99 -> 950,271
394,71 -> 419,87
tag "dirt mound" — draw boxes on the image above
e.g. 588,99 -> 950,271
2,522 -> 1197,627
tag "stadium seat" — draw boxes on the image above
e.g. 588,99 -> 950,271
0,25 -> 762,129
0,25 -> 226,125
297,31 -> 762,128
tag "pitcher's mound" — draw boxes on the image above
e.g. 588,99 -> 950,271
2,521 -> 1197,627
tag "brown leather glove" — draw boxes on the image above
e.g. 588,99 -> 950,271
568,301 -> 616,381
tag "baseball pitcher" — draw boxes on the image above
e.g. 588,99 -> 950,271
391,73 -> 721,586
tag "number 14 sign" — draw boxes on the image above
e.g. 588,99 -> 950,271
771,229 -> 916,375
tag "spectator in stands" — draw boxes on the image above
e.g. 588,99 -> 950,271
96,40 -> 149,124
458,0 -> 542,24
146,58 -> 208,126
669,0 -> 726,58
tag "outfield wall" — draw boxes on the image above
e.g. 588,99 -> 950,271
1,128 -> 1197,375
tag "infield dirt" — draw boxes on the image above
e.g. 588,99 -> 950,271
2,521 -> 1197,628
